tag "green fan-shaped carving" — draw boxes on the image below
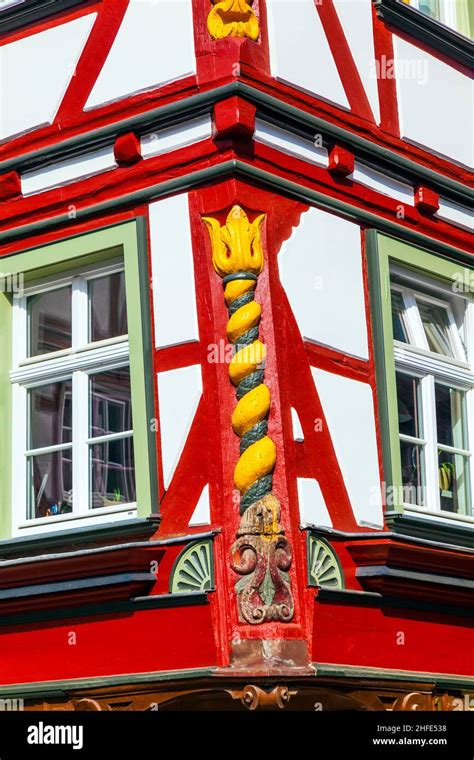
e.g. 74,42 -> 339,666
308,535 -> 344,589
170,540 -> 214,594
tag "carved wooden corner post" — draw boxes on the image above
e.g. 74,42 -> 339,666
207,1 -> 260,41
203,206 -> 294,625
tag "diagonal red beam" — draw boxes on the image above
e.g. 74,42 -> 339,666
371,2 -> 401,137
55,0 -> 130,125
315,0 -> 375,123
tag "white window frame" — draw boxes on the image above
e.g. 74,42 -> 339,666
10,259 -> 137,536
391,270 -> 473,521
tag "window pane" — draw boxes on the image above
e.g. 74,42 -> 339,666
0,0 -> 26,10
400,440 -> 425,506
90,437 -> 135,508
435,384 -> 467,449
28,451 -> 73,519
89,272 -> 128,343
396,373 -> 422,438
417,300 -> 454,357
391,291 -> 409,343
90,367 -> 132,438
28,286 -> 72,357
30,381 -> 72,449
419,0 -> 440,20
439,451 -> 470,515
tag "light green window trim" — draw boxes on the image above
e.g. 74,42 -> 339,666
455,0 -> 473,39
0,291 -> 12,540
366,231 -> 473,514
0,220 -> 157,539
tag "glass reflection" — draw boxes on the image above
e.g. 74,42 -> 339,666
391,291 -> 409,343
28,287 -> 72,357
30,381 -> 72,450
439,451 -> 470,515
28,451 -> 73,519
89,272 -> 128,343
90,438 -> 135,509
417,300 -> 454,357
90,368 -> 132,438
397,373 -> 422,439
400,440 -> 425,506
435,384 -> 466,449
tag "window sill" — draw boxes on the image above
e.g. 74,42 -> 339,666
0,0 -> 86,35
385,508 -> 474,549
374,0 -> 473,69
13,504 -> 138,538
402,504 -> 474,525
1,516 -> 160,559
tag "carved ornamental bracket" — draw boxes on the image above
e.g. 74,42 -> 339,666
207,0 -> 260,41
203,206 -> 294,624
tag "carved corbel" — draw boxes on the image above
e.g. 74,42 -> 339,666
207,0 -> 259,41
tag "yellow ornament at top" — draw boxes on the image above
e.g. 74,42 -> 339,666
202,205 -> 266,278
207,0 -> 260,42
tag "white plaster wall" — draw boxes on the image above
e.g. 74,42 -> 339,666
332,0 -> 380,123
351,162 -> 414,205
311,368 -> 384,529
141,115 -> 212,158
255,119 -> 328,168
0,14 -> 96,141
188,485 -> 211,526
393,36 -> 473,167
291,407 -> 305,443
297,477 -> 333,528
86,0 -> 196,110
21,147 -> 116,195
266,0 -> 349,109
149,193 -> 200,350
157,364 -> 202,489
278,207 -> 369,360
437,198 -> 473,232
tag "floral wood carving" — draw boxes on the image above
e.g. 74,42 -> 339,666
203,206 -> 294,625
392,692 -> 466,711
237,685 -> 294,710
207,0 -> 260,41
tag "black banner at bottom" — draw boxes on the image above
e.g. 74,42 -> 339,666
0,710 -> 472,757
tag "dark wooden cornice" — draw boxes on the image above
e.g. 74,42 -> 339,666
0,0 -> 87,36
347,537 -> 474,578
345,535 -> 474,609
0,539 -> 162,619
0,517 -> 160,560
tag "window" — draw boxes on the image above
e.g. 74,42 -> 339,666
0,0 -> 26,10
375,0 -> 472,67
390,271 -> 473,517
11,262 -> 137,526
0,222 -> 157,538
367,233 -> 473,527
402,0 -> 473,37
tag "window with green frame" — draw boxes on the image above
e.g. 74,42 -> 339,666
367,232 -> 473,521
403,0 -> 473,39
0,220 -> 157,538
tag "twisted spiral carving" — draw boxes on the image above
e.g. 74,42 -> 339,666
223,272 -> 276,514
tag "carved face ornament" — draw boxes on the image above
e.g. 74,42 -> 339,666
207,0 -> 260,42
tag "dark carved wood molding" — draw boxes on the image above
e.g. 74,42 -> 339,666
0,0 -> 88,36
21,679 -> 472,712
